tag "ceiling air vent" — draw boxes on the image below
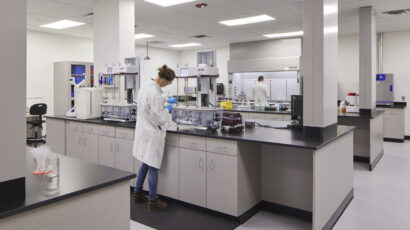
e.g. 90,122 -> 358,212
83,12 -> 94,17
381,9 -> 410,16
191,34 -> 210,39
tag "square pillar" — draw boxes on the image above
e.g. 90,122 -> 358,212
359,6 -> 377,115
302,0 -> 339,136
93,0 -> 135,75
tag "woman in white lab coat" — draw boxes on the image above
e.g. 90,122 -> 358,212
132,65 -> 175,212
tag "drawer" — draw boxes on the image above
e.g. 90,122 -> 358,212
206,139 -> 237,156
180,135 -> 206,151
98,125 -> 116,137
84,124 -> 101,135
166,134 -> 180,147
67,121 -> 83,133
116,127 -> 134,140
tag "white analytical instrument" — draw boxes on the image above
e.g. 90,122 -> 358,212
345,92 -> 360,113
177,64 -> 219,107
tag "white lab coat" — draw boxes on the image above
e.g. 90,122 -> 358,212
133,80 -> 169,169
252,82 -> 268,102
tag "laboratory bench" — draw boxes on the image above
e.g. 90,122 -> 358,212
223,109 -> 292,122
45,115 -> 355,230
337,110 -> 384,170
376,102 -> 407,142
0,151 -> 135,229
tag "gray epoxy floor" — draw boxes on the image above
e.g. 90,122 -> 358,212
132,141 -> 410,230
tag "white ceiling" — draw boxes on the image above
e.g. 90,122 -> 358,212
27,0 -> 410,50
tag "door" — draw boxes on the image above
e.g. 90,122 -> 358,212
179,148 -> 206,207
115,138 -> 134,172
158,146 -> 179,199
98,136 -> 116,167
207,152 -> 238,216
66,131 -> 83,159
83,133 -> 99,164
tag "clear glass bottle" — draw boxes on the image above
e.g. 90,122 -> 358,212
46,153 -> 60,178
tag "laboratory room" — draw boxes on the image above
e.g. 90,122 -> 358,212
3,0 -> 410,230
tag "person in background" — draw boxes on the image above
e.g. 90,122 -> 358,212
132,65 -> 176,212
252,76 -> 268,102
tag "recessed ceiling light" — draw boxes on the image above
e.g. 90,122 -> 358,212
144,0 -> 196,7
219,15 -> 275,26
169,43 -> 202,48
134,33 -> 155,39
40,20 -> 85,30
263,31 -> 303,39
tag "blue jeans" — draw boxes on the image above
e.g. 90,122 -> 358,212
135,163 -> 158,200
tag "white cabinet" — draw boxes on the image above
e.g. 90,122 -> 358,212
158,146 -> 179,199
83,133 -> 99,164
66,131 -> 83,159
46,118 -> 66,155
383,108 -> 405,139
115,138 -> 134,172
207,152 -> 238,216
179,148 -> 206,207
99,136 -> 116,168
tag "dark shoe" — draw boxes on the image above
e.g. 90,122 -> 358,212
148,198 -> 168,212
133,191 -> 148,204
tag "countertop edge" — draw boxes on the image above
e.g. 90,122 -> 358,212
0,174 -> 135,220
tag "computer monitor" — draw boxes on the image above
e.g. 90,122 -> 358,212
291,95 -> 303,121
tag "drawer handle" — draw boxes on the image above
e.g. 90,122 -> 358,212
199,157 -> 204,169
209,159 -> 215,171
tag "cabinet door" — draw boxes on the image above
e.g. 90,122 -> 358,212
83,133 -> 99,164
115,138 -> 134,172
179,148 -> 206,207
98,136 -> 116,168
158,146 -> 179,199
46,118 -> 66,155
207,152 -> 237,216
66,131 -> 83,159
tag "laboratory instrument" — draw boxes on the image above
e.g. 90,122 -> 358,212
289,95 -> 303,129
27,103 -> 47,147
171,106 -> 222,130
76,87 -> 102,119
376,73 -> 394,105
345,92 -> 360,113
176,64 -> 219,107
100,57 -> 140,122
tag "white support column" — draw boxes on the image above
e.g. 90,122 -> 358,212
359,6 -> 377,114
93,0 -> 135,75
0,0 -> 26,201
302,0 -> 339,131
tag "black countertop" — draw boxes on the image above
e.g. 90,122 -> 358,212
338,110 -> 384,119
0,153 -> 135,220
226,109 -> 291,115
46,115 -> 136,129
46,115 -> 354,150
376,101 -> 407,109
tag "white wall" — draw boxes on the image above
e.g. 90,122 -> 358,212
136,45 -> 180,96
178,47 -> 230,95
383,31 -> 410,135
338,31 -> 410,135
27,30 -> 94,113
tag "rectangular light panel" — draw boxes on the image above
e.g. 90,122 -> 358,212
40,20 -> 85,30
169,43 -> 202,48
263,31 -> 304,39
135,33 -> 155,39
144,0 -> 196,7
219,15 -> 275,26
